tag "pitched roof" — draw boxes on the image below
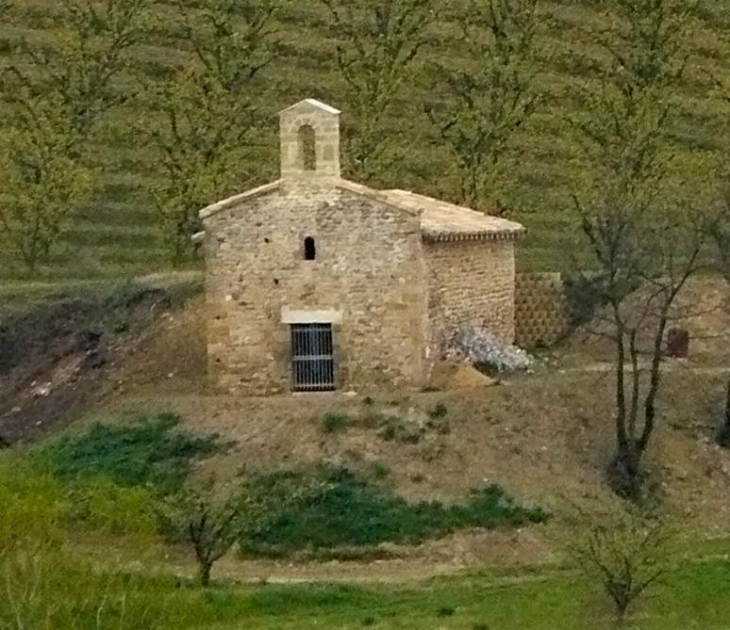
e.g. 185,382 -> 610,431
199,180 -> 281,220
278,99 -> 341,116
198,180 -> 525,242
383,189 -> 525,242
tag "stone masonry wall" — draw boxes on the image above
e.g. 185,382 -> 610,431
514,272 -> 570,348
424,239 -> 516,357
202,181 -> 430,394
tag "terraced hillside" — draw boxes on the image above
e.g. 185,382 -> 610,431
1,0 -> 729,279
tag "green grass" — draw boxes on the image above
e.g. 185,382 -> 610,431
34,413 -> 221,494
235,561 -> 730,630
1,0 -> 729,279
4,555 -> 730,629
242,467 -> 548,555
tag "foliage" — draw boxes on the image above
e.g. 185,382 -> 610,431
428,402 -> 448,420
321,0 -> 436,180
160,472 -> 326,585
0,0 -> 150,275
0,0 -> 727,279
242,467 -> 547,554
447,326 -> 534,373
569,0 -> 712,499
425,0 -> 544,213
157,477 -> 242,586
64,476 -> 160,540
566,506 -> 672,622
35,413 -> 221,494
321,412 -> 349,434
317,406 -> 449,443
144,0 -> 282,264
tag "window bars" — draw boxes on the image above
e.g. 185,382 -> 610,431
290,323 -> 335,391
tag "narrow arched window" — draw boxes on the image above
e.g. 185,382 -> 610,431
304,236 -> 316,261
298,125 -> 316,171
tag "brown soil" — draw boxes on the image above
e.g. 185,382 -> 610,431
4,274 -> 730,581
430,360 -> 498,390
0,278 -> 202,445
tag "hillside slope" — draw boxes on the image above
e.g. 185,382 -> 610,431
3,275 -> 730,575
0,0 -> 728,279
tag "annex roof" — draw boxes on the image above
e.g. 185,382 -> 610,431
383,189 -> 525,242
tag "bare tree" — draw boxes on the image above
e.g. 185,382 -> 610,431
425,0 -> 543,213
0,0 -> 150,275
160,474 -> 325,587
144,0 -> 281,264
566,504 -> 672,622
321,0 -> 436,181
570,0 -> 708,499
168,482 -> 241,587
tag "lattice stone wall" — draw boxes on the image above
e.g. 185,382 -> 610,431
515,273 -> 570,348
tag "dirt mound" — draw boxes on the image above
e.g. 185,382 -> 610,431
431,360 -> 498,390
0,278 -> 202,445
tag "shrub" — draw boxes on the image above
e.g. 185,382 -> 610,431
321,412 -> 349,434
371,461 -> 390,480
566,507 -> 671,622
35,413 -> 221,494
241,467 -> 548,554
437,606 -> 456,617
447,327 -> 534,373
563,272 -> 610,327
428,402 -> 448,420
376,416 -> 424,444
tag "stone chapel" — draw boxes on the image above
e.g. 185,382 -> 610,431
197,98 -> 525,394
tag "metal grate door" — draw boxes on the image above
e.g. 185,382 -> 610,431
290,324 -> 336,392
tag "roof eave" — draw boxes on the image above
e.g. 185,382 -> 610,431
199,180 -> 281,221
422,228 -> 526,243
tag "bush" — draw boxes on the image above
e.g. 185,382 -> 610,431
321,412 -> 349,434
566,507 -> 671,622
428,402 -> 448,420
447,327 -> 534,374
562,272 -> 610,327
35,413 -> 221,494
241,467 -> 548,554
370,461 -> 390,480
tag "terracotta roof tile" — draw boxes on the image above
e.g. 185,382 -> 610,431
383,189 -> 525,241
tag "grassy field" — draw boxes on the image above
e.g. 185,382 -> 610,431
1,0 -> 729,279
147,559 -> 730,630
6,553 -> 730,629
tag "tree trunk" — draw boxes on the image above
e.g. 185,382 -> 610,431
609,440 -> 643,501
198,559 -> 213,587
718,373 -> 730,448
639,312 -> 668,451
614,318 -> 629,450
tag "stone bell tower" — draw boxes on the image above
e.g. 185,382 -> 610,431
279,99 -> 341,179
